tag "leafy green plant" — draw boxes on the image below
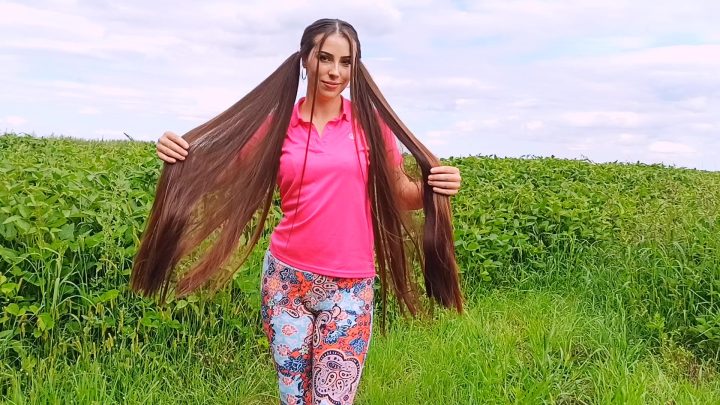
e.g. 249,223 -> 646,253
2,133 -> 720,402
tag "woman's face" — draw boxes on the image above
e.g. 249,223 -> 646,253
305,33 -> 352,101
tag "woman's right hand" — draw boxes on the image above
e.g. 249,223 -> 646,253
156,131 -> 189,163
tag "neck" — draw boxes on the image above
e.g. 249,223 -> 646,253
301,92 -> 343,122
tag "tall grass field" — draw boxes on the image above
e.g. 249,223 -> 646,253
1,133 -> 720,404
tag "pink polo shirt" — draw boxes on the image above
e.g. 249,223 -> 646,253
268,97 -> 403,278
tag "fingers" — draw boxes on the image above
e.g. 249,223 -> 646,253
431,187 -> 460,196
156,131 -> 189,163
428,180 -> 460,189
427,173 -> 461,182
165,131 -> 190,149
428,165 -> 462,196
429,165 -> 460,175
156,144 -> 184,163
428,167 -> 461,183
428,180 -> 461,197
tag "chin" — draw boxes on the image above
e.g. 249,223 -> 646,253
318,90 -> 344,100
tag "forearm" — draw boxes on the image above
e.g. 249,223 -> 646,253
398,179 -> 424,211
394,165 -> 461,210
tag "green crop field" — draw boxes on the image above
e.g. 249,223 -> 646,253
1,133 -> 720,404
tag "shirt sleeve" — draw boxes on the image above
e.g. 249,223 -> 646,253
237,115 -> 272,161
219,116 -> 271,185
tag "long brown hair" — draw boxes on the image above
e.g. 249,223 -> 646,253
131,18 -> 463,315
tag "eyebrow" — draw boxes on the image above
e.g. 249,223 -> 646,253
318,51 -> 352,59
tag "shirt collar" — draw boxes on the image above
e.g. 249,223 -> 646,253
290,96 -> 351,127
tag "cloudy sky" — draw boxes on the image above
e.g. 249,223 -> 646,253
2,0 -> 719,170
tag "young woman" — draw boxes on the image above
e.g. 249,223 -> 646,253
133,18 -> 462,405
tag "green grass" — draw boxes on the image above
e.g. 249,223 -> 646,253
2,330 -> 277,404
2,133 -> 720,403
361,290 -> 719,404
3,289 -> 719,404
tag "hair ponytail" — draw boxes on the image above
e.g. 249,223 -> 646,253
131,52 -> 301,300
351,61 -> 464,314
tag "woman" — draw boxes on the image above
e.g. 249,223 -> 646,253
133,18 -> 462,405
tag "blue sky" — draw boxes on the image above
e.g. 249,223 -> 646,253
1,0 -> 719,170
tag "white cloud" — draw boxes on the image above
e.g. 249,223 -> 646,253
0,3 -> 106,39
602,45 -> 720,68
425,139 -> 448,146
688,123 -> 719,132
559,111 -> 648,128
79,107 -> 100,115
511,98 -> 541,108
1,116 -> 27,126
1,0 -> 719,170
525,120 -> 544,131
616,133 -> 647,145
649,141 -> 697,155
50,81 -> 146,99
677,97 -> 709,112
92,129 -> 131,140
567,139 -> 593,152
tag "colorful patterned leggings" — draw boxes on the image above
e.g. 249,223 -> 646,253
260,250 -> 375,405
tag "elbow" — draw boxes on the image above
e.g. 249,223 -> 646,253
399,184 -> 424,211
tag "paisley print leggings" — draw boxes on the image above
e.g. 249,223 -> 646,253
260,250 -> 374,405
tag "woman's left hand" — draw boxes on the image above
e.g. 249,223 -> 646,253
428,166 -> 462,196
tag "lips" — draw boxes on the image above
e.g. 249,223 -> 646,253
321,81 -> 341,90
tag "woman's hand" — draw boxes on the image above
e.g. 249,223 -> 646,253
428,166 -> 462,196
156,131 -> 189,163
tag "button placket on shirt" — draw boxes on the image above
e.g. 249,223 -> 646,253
316,119 -> 343,151
300,121 -> 323,154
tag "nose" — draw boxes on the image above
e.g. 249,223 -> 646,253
328,62 -> 339,78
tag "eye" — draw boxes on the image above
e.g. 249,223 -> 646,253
341,59 -> 352,66
319,54 -> 331,62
